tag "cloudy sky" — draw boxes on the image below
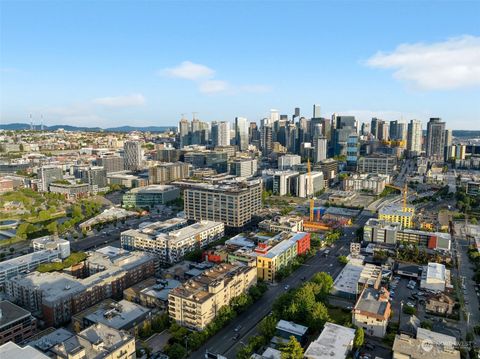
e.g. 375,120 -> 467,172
1,1 -> 479,129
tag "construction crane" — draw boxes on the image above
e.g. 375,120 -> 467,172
385,183 -> 408,211
308,158 -> 314,221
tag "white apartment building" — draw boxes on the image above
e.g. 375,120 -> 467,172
278,154 -> 301,170
121,220 -> 224,264
420,262 -> 452,292
32,235 -> 71,259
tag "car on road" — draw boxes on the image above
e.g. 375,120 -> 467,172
406,302 -> 415,308
284,285 -> 290,290
234,325 -> 242,332
232,333 -> 240,340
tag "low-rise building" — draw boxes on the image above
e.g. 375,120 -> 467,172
363,218 -> 452,250
378,205 -> 414,228
123,185 -> 180,208
0,342 -> 49,359
258,216 -> 304,233
392,329 -> 460,359
357,155 -> 397,175
168,263 -> 257,330
0,250 -> 61,288
72,299 -> 151,335
343,173 -> 390,195
148,162 -> 191,184
352,287 -> 391,337
123,277 -> 181,309
49,182 -> 91,200
51,323 -> 136,359
5,249 -> 156,326
304,322 -> 355,359
254,232 -> 310,282
331,259 -> 382,299
121,220 -> 224,264
274,320 -> 308,344
425,293 -> 455,315
0,301 -> 37,345
31,236 -> 70,259
420,262 -> 452,292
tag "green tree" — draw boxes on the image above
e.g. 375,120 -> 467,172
338,255 -> 348,265
310,272 -> 333,300
308,302 -> 330,331
46,221 -> 58,234
166,343 -> 187,359
259,314 -> 278,339
354,327 -> 365,348
280,336 -> 304,359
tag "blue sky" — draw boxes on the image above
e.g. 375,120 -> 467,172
1,1 -> 479,129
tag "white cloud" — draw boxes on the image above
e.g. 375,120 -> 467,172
162,61 -> 215,80
366,35 -> 480,90
199,80 -> 230,94
92,93 -> 146,107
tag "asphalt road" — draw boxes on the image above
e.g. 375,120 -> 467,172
189,222 -> 369,359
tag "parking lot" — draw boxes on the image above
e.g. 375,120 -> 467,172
388,276 -> 417,323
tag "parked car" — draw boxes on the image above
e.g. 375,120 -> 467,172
284,285 -> 290,290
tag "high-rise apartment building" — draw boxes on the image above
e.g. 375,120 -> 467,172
313,136 -> 328,163
123,141 -> 142,171
407,119 -> 422,156
178,118 -> 190,148
97,155 -> 125,173
426,118 -> 446,160
184,179 -> 262,228
211,121 -> 230,147
235,117 -> 249,151
38,165 -> 63,192
313,104 -> 321,118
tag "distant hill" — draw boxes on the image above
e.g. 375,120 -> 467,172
452,130 -> 480,138
0,123 -> 175,132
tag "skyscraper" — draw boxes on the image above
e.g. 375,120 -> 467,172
178,118 -> 190,148
332,116 -> 357,156
212,121 -> 230,147
313,104 -> 321,118
123,141 -> 143,171
426,118 -> 446,160
407,119 -> 422,156
235,117 -> 249,151
313,136 -> 327,163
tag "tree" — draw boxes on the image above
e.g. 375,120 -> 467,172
46,221 -> 58,234
338,256 -> 348,265
166,343 -> 187,359
310,272 -> 333,300
354,327 -> 365,348
259,314 -> 278,339
307,302 -> 330,331
280,336 -> 304,359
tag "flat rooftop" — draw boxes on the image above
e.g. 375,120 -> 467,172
84,300 -> 150,330
354,287 -> 390,318
27,328 -> 74,352
0,249 -> 59,273
0,342 -> 49,359
276,320 -> 308,337
127,184 -> 178,194
0,300 -> 32,328
304,322 -> 355,359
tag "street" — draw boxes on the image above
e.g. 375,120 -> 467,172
189,214 -> 373,359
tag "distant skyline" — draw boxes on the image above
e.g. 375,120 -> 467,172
1,1 -> 479,129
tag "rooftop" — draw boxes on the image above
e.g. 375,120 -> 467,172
354,287 -> 390,319
392,332 -> 460,359
0,300 -> 32,328
425,262 -> 446,281
0,342 -> 49,359
276,320 -> 308,337
27,328 -> 74,352
127,184 -> 178,194
83,300 -> 150,330
304,322 -> 355,359
0,249 -> 59,273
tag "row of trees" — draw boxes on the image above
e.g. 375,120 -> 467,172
237,272 -> 364,359
163,281 -> 269,359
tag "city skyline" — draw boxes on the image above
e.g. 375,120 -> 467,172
1,1 -> 479,129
